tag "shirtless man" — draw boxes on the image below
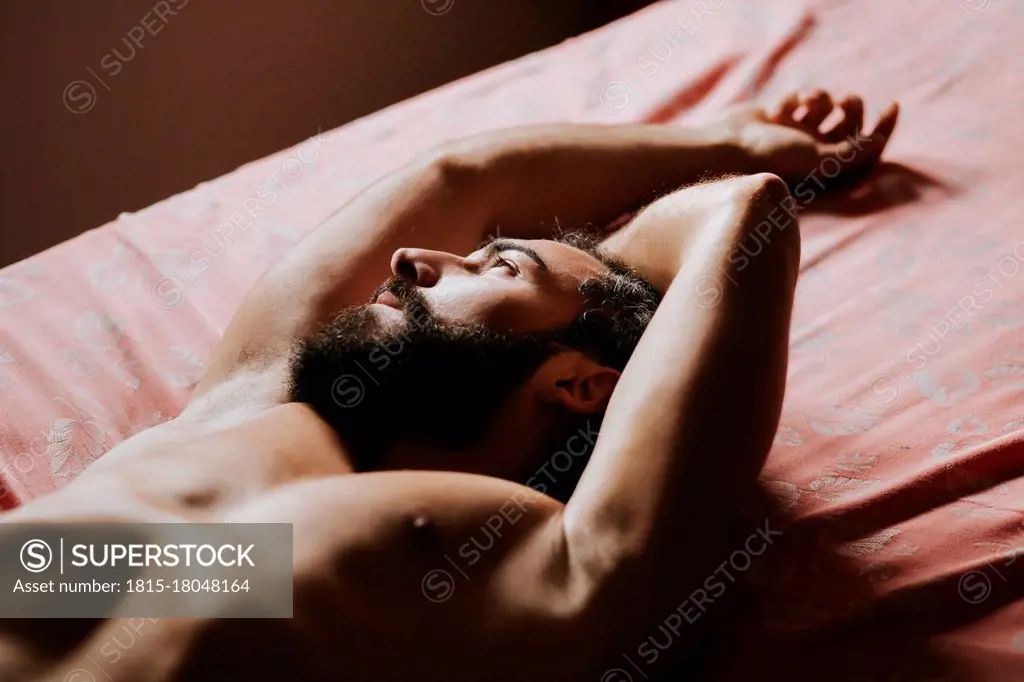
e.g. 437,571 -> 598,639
1,90 -> 897,681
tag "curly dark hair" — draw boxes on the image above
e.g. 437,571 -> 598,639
547,229 -> 662,371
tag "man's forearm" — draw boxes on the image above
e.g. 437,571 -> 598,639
441,123 -> 753,238
599,175 -> 751,292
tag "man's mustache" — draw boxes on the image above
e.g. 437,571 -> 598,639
371,277 -> 433,323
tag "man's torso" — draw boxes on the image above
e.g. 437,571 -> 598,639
0,371 -> 590,682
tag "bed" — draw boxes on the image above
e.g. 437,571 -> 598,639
1,0 -> 1021,679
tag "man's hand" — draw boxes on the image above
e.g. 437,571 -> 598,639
711,90 -> 900,185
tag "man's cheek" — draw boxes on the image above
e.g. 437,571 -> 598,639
435,284 -> 500,328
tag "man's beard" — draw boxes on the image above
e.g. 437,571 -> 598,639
287,279 -> 559,473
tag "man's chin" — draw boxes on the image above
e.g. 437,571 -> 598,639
369,301 -> 406,327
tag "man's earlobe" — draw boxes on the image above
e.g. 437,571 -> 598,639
534,353 -> 619,413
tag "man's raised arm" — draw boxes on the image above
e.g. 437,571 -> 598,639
194,90 -> 894,403
556,173 -> 799,653
193,121 -> 757,398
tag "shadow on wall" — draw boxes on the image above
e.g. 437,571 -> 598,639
0,0 -> 654,267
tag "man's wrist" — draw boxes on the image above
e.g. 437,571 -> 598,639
689,122 -> 758,177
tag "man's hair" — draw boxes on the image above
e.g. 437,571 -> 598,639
548,229 -> 662,371
517,230 -> 662,502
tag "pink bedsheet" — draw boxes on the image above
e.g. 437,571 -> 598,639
1,0 -> 1021,678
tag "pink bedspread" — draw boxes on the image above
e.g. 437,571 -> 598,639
1,0 -> 1021,678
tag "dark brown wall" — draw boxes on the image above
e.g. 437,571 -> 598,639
0,0 -> 653,267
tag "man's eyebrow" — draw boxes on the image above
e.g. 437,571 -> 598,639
484,238 -> 548,271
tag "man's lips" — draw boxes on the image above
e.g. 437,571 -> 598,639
375,290 -> 402,309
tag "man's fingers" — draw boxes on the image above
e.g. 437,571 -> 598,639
827,101 -> 900,173
856,101 -> 900,164
868,102 -> 900,152
823,95 -> 864,142
771,93 -> 801,124
797,90 -> 834,131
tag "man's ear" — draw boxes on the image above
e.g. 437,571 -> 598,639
531,351 -> 620,414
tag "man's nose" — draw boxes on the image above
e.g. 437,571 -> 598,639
390,248 -> 463,288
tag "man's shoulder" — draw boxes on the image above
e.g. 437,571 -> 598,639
235,471 -> 600,679
241,471 -> 568,612
255,470 -> 562,573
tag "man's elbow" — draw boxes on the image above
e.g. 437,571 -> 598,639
726,172 -> 801,280
742,172 -> 789,200
408,143 -> 486,196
